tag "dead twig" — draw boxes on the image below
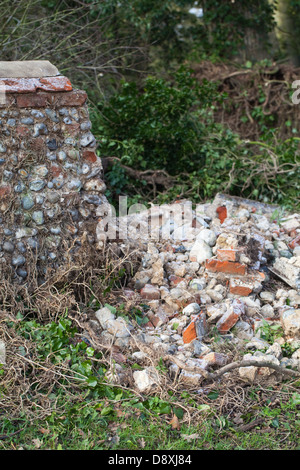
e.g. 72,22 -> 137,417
164,355 -> 300,383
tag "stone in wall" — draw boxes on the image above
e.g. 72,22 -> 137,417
0,61 -> 107,282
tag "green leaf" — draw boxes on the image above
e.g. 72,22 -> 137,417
174,407 -> 184,419
86,376 -> 98,388
208,391 -> 219,400
197,404 -> 211,412
104,304 -> 117,314
291,393 -> 300,406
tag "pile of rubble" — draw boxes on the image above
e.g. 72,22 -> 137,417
91,194 -> 300,392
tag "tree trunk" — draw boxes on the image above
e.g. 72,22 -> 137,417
270,0 -> 300,66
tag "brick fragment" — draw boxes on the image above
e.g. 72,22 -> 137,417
229,278 -> 253,296
169,274 -> 185,286
182,313 -> 207,344
0,185 -> 11,198
82,149 -> 98,163
205,259 -> 246,275
62,123 -> 80,137
182,315 -> 198,344
140,284 -> 161,300
216,299 -> 245,334
289,234 -> 300,250
217,248 -> 240,262
216,205 -> 227,224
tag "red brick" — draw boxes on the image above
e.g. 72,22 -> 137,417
38,76 -> 72,92
62,123 -> 80,136
55,90 -> 87,107
82,149 -> 98,163
16,92 -> 52,108
182,315 -> 199,344
289,230 -> 297,238
50,165 -> 62,178
229,278 -> 253,296
16,125 -> 31,136
216,205 -> 227,224
289,234 -> 300,250
3,78 -> 37,93
169,274 -> 185,286
182,313 -> 206,344
3,76 -> 72,94
0,185 -> 11,198
216,309 -> 240,333
205,259 -> 246,275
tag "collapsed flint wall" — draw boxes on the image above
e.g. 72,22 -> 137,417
0,61 -> 107,282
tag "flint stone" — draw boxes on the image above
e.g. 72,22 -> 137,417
0,341 -> 5,364
280,309 -> 300,338
133,367 -> 160,392
95,307 -> 115,329
189,239 -> 212,264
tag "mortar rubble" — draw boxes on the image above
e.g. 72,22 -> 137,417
93,193 -> 300,390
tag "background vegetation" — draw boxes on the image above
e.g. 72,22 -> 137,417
1,0 -> 300,209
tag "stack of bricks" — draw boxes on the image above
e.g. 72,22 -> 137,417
0,61 -> 107,282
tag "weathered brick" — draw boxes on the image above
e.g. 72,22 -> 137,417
3,76 -> 72,94
182,313 -> 206,344
38,76 -> 72,91
82,149 -> 98,163
54,90 -> 87,107
289,234 -> 300,250
140,284 -> 161,300
62,123 -> 80,137
16,125 -> 31,137
217,248 -> 240,262
17,93 -> 51,108
216,299 -> 245,334
205,259 -> 246,275
229,278 -> 253,296
169,274 -> 185,286
50,165 -> 63,178
0,185 -> 11,198
182,315 -> 199,343
3,78 -> 36,93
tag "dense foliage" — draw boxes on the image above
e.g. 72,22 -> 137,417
0,0 -> 299,208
